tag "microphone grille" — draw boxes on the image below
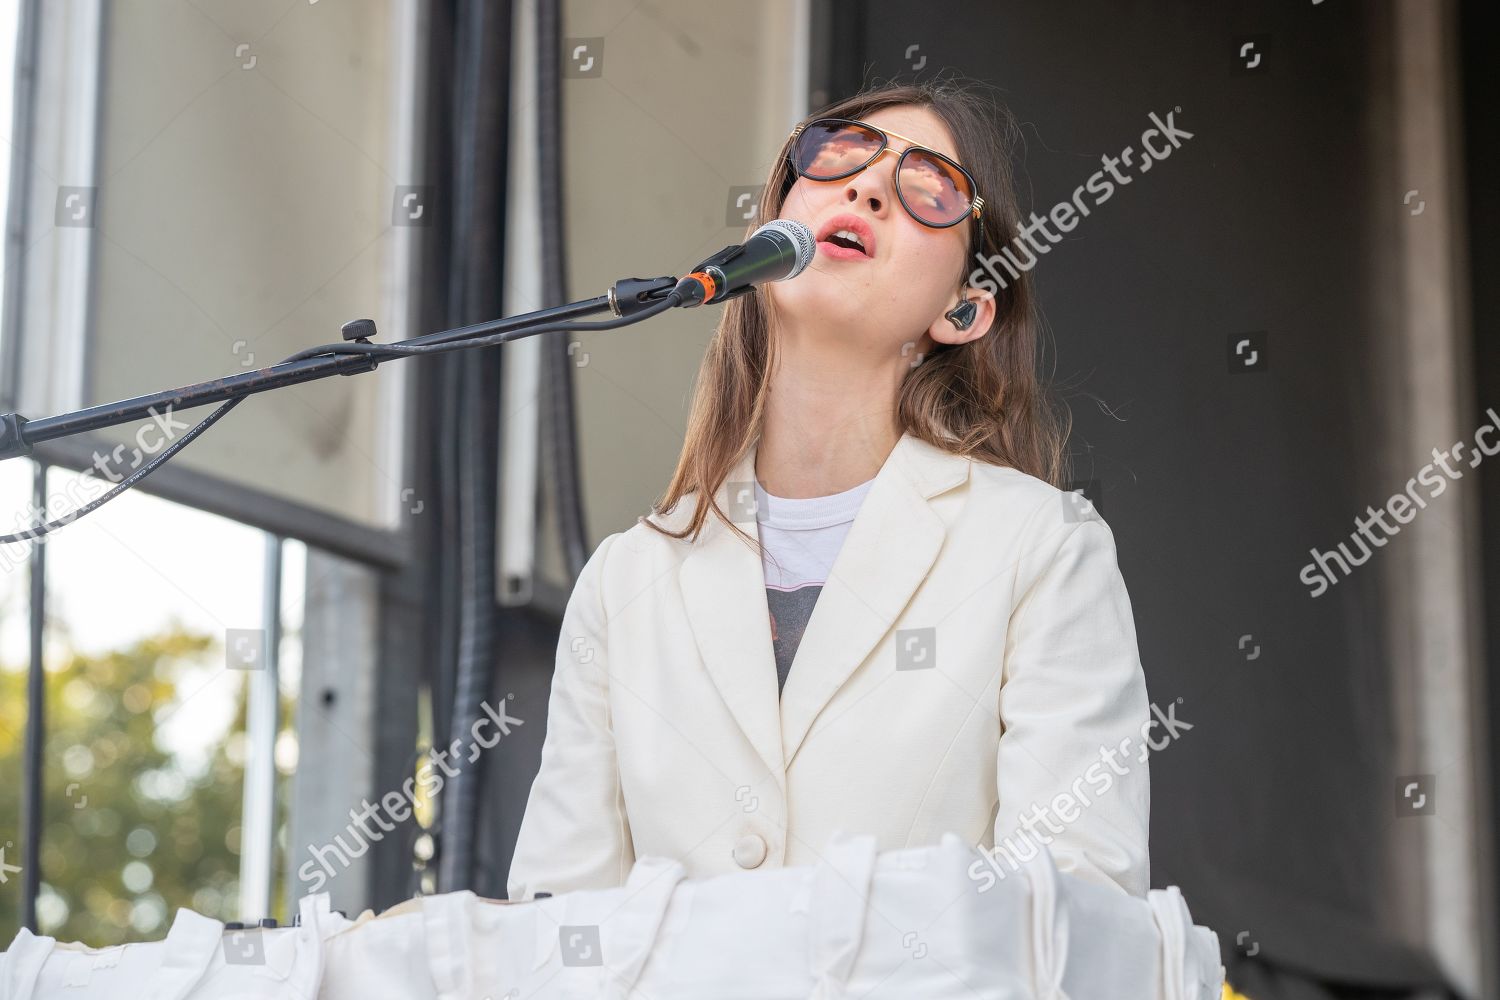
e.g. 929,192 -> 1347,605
753,219 -> 816,277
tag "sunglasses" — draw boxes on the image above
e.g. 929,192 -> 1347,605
787,117 -> 984,229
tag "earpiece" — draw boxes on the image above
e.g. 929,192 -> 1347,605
945,298 -> 978,331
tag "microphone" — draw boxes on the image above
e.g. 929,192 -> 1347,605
673,219 -> 816,308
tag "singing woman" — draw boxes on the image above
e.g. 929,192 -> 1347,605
508,79 -> 1151,902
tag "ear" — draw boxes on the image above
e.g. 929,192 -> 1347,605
927,284 -> 997,347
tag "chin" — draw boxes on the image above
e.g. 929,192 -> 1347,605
767,272 -> 868,326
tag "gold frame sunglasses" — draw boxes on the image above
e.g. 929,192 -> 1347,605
788,116 -> 984,229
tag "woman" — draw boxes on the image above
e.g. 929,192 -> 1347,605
506,80 -> 1152,903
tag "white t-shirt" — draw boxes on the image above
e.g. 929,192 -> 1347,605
754,475 -> 875,696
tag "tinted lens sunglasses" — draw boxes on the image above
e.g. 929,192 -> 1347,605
787,117 -> 984,229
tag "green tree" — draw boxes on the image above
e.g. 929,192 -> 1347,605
0,623 -> 292,948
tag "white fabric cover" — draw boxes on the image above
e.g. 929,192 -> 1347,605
1,893 -> 345,1000
316,856 -> 686,1000
317,901 -> 434,1000
5,837 -> 1223,1000
1147,885 -> 1225,1000
622,832 -> 1223,1000
507,854 -> 684,999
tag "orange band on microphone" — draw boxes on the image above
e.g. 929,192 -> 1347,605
684,271 -> 717,303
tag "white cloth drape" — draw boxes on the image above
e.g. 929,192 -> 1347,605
0,893 -> 347,1000
2,835 -> 1223,1000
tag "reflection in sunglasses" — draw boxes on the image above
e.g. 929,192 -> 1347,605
809,137 -> 879,174
902,159 -> 949,210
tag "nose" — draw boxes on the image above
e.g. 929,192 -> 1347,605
841,151 -> 897,218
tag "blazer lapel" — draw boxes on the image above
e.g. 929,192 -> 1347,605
675,430 -> 972,784
779,431 -> 969,768
678,440 -> 787,786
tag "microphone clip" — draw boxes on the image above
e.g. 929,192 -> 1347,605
608,276 -> 681,317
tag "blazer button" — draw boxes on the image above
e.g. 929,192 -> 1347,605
732,833 -> 768,869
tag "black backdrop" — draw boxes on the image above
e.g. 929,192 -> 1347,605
803,1 -> 1481,996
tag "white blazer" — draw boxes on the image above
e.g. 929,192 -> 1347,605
507,430 -> 1151,902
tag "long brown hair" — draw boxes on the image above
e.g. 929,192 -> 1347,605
642,79 -> 1071,546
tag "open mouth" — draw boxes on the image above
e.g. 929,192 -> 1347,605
815,214 -> 876,260
826,230 -> 867,254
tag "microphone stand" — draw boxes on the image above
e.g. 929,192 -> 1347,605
0,275 -> 680,463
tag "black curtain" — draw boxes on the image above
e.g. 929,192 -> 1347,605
424,0 -> 511,894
